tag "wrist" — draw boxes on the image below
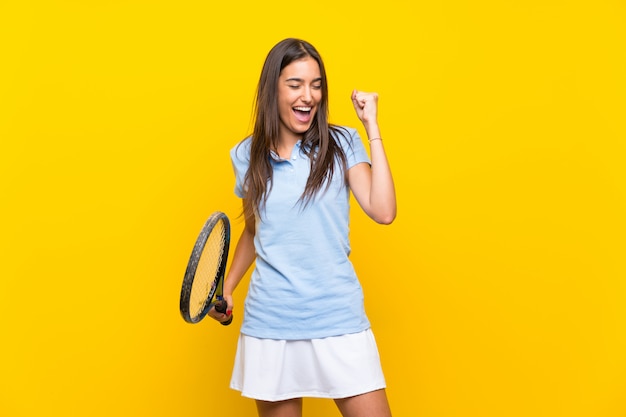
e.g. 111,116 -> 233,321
366,129 -> 382,142
361,118 -> 378,130
363,125 -> 380,139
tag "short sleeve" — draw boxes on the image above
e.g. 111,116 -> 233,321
230,138 -> 252,198
335,127 -> 370,169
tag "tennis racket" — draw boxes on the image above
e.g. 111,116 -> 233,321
179,211 -> 233,325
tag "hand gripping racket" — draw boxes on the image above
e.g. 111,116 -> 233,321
180,211 -> 233,325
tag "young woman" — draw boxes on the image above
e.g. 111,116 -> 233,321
209,38 -> 396,417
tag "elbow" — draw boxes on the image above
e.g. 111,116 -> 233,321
373,209 -> 396,225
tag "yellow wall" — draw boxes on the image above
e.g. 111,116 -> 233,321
1,1 -> 625,416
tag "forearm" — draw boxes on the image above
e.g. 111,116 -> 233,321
364,123 -> 397,224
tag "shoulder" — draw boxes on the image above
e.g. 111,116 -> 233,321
230,136 -> 252,163
330,125 -> 360,149
331,126 -> 369,167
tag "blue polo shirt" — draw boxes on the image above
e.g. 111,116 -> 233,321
230,126 -> 371,340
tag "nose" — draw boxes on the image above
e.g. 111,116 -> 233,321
301,87 -> 312,103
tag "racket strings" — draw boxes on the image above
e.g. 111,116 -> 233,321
189,220 -> 227,318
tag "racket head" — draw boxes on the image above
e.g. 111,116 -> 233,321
180,211 -> 230,324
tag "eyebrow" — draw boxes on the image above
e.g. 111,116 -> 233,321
285,77 -> 323,83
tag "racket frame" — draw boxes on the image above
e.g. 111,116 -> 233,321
179,211 -> 231,324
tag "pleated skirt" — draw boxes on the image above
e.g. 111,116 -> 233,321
230,329 -> 386,401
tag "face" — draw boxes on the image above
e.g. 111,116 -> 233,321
277,57 -> 322,141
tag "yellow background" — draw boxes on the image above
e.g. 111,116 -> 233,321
1,1 -> 625,416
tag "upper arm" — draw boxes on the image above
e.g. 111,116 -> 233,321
242,199 -> 256,237
347,161 -> 373,216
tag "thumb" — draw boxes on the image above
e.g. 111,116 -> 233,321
352,89 -> 364,109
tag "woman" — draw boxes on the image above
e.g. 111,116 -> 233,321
210,38 -> 396,417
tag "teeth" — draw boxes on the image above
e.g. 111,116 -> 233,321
294,106 -> 311,112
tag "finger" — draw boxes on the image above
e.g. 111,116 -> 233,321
214,299 -> 227,314
351,90 -> 360,107
354,97 -> 366,110
220,305 -> 234,325
220,299 -> 233,317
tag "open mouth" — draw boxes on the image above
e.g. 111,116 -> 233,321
293,106 -> 313,123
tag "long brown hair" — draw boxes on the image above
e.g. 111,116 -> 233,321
242,38 -> 348,219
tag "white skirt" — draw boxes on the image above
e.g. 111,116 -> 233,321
230,329 -> 386,401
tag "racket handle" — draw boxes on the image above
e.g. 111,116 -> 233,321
215,299 -> 233,326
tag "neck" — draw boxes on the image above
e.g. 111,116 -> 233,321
275,131 -> 302,159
